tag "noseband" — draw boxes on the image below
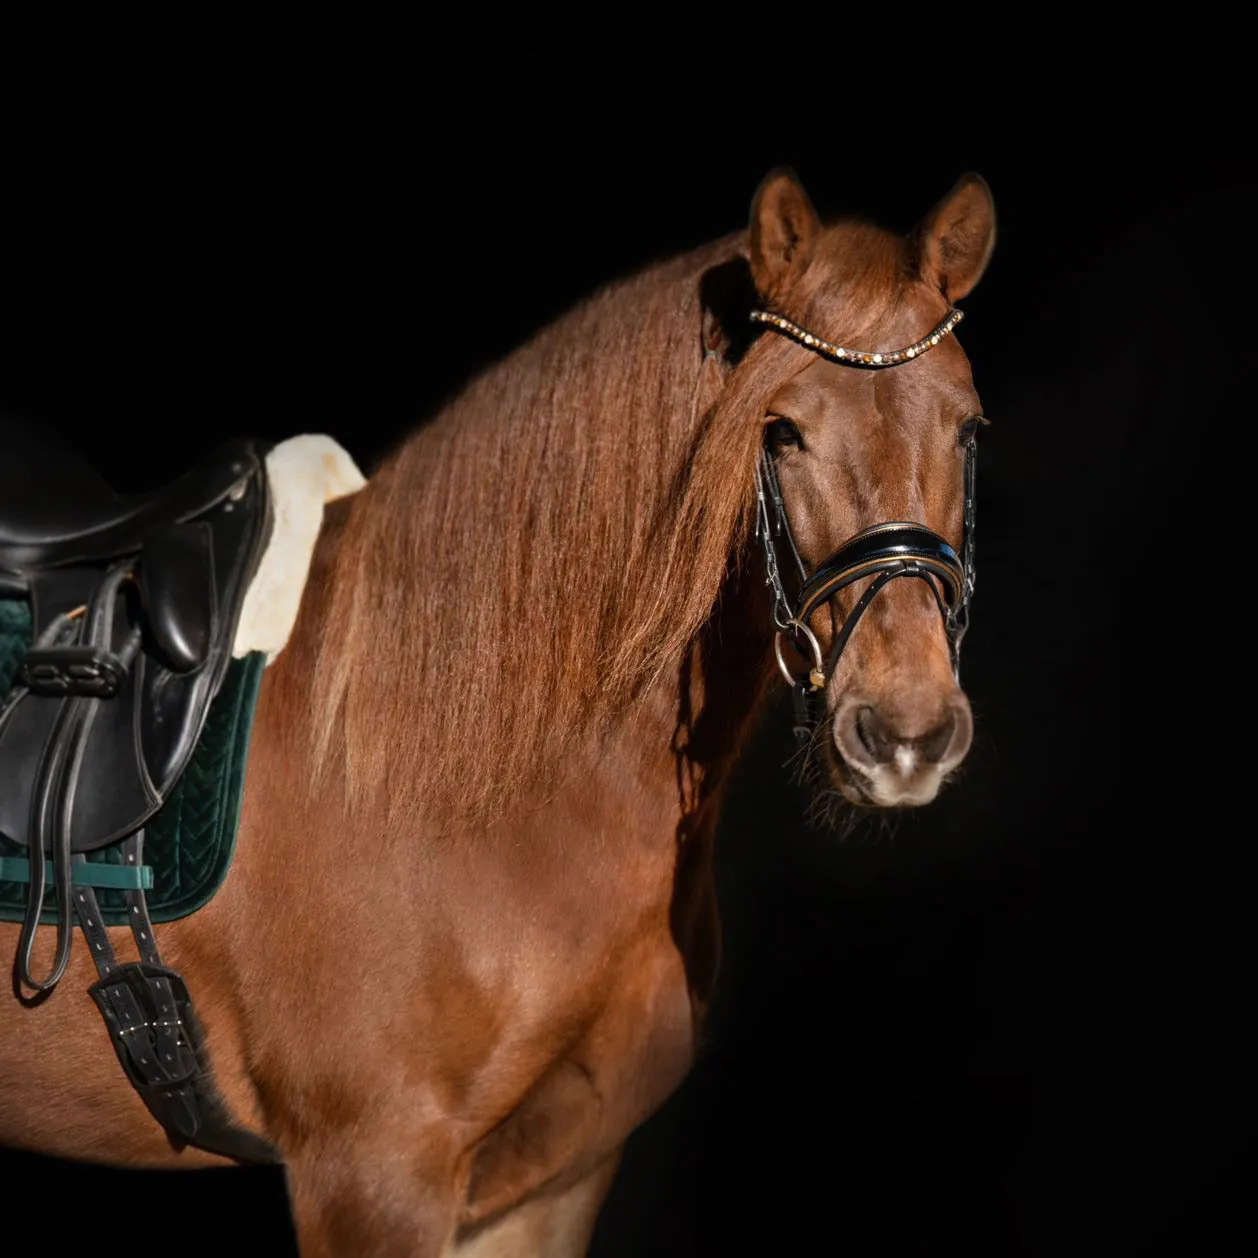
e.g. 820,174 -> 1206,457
750,307 -> 981,744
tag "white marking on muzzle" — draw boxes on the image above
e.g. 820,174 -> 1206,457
864,763 -> 945,808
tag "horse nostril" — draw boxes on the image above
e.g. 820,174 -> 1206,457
841,698 -> 970,772
856,705 -> 895,762
917,710 -> 957,765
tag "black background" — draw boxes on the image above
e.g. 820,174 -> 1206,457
0,57 -> 1246,1256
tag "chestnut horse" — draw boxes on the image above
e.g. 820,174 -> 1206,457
0,168 -> 995,1255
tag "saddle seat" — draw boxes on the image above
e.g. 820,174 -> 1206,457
0,423 -> 258,571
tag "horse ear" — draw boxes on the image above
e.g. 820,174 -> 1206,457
914,172 -> 996,302
749,168 -> 821,299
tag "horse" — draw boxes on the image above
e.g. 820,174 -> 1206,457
0,166 -> 996,1256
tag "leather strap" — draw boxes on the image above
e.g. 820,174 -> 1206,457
1,438 -> 279,1162
15,563 -> 141,991
757,433 -> 980,743
796,525 -> 963,624
76,831 -> 280,1164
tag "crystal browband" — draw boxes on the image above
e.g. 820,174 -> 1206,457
750,307 -> 964,367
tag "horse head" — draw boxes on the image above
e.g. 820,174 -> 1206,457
743,169 -> 995,808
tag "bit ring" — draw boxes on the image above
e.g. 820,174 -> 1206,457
774,619 -> 826,691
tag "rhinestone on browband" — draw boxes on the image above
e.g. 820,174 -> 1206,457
750,307 -> 964,367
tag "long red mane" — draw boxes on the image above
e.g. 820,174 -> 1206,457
300,221 -> 912,827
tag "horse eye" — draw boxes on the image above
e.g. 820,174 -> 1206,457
767,417 -> 804,452
958,415 -> 988,444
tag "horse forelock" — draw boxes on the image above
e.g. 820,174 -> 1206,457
792,219 -> 923,345
300,221 -> 918,831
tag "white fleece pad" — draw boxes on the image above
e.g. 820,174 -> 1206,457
232,434 -> 367,663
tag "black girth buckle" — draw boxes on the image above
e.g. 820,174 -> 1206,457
19,645 -> 127,697
89,962 -> 202,1139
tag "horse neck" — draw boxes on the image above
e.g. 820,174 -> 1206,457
260,235 -> 770,836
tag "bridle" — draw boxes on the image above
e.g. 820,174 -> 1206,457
749,306 -> 981,745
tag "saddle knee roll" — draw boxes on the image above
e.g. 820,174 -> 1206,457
138,523 -> 215,672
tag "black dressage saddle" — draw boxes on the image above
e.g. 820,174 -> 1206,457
0,420 -> 278,1161
0,420 -> 271,980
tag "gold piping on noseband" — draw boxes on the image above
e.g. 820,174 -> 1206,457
750,308 -> 964,366
795,554 -> 963,624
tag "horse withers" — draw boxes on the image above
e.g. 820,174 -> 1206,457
0,168 -> 996,1256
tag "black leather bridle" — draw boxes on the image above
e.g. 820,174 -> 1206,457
749,306 -> 981,744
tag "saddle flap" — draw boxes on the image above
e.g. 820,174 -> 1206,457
139,522 -> 214,672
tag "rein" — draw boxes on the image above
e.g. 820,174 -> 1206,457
750,306 -> 981,745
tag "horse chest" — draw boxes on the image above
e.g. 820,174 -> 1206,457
430,813 -> 689,1059
401,795 -> 700,1220
451,909 -> 696,1230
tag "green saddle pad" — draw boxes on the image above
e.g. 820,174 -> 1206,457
0,598 -> 264,926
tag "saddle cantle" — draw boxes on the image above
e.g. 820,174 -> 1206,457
0,423 -> 263,571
